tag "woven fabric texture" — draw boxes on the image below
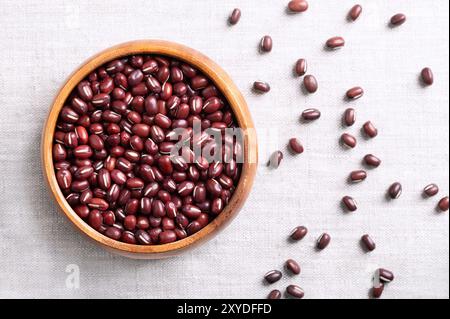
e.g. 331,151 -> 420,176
0,0 -> 448,298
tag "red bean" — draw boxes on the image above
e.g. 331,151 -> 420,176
390,13 -> 406,26
295,58 -> 307,76
289,138 -> 304,154
303,75 -> 318,93
53,54 -> 242,246
326,36 -> 345,49
290,226 -> 308,241
349,4 -> 362,21
229,8 -> 241,25
56,169 -> 72,189
317,233 -> 331,250
260,35 -> 273,53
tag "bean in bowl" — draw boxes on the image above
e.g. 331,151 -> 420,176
52,54 -> 244,245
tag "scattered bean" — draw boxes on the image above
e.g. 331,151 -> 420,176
361,234 -> 376,251
253,81 -> 271,93
421,67 -> 434,86
301,108 -> 321,121
388,182 -> 402,199
343,108 -> 356,126
423,184 -> 439,197
350,170 -> 367,183
326,36 -> 345,49
364,154 -> 381,168
229,8 -> 241,25
349,4 -> 362,21
260,35 -> 273,52
377,268 -> 395,283
286,285 -> 304,299
288,0 -> 308,13
390,13 -> 406,26
290,226 -> 308,241
265,270 -> 282,284
295,59 -> 307,76
286,259 -> 301,275
342,196 -> 358,212
303,75 -> 318,93
267,289 -> 282,299
372,283 -> 384,298
346,86 -> 364,100
289,138 -> 304,154
341,133 -> 357,148
363,121 -> 378,138
438,196 -> 449,212
317,233 -> 331,250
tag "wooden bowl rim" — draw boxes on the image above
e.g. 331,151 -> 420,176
41,40 -> 258,257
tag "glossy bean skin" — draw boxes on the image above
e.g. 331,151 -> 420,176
288,0 -> 308,13
264,270 -> 282,284
289,138 -> 304,154
229,8 -> 241,25
317,233 -> 331,250
286,285 -> 305,299
326,36 -> 345,49
349,4 -> 362,21
52,53 -> 242,245
295,58 -> 307,76
390,13 -> 406,26
361,234 -> 376,251
388,182 -> 402,199
290,226 -> 308,241
303,75 -> 318,93
421,67 -> 434,86
260,35 -> 273,53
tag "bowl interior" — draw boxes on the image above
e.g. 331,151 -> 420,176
42,40 -> 257,258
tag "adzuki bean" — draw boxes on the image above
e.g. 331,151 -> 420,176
390,13 -> 406,26
289,138 -> 304,154
264,270 -> 282,284
260,35 -> 273,53
253,81 -> 271,93
303,75 -> 318,93
267,290 -> 282,300
438,196 -> 449,212
326,36 -> 345,49
288,0 -> 308,13
341,133 -> 357,148
286,285 -> 304,299
285,259 -> 301,275
53,54 -> 242,245
388,182 -> 402,199
361,234 -> 376,251
343,108 -> 356,126
372,283 -> 384,298
363,121 -> 378,138
346,86 -> 364,100
421,67 -> 434,86
290,226 -> 308,241
295,58 -> 307,76
229,8 -> 241,25
349,4 -> 362,21
364,154 -> 381,168
423,184 -> 439,197
301,108 -> 321,121
317,233 -> 331,250
342,196 -> 358,212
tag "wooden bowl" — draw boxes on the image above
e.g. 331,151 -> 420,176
41,40 -> 258,259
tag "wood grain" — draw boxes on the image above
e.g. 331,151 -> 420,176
41,40 -> 258,259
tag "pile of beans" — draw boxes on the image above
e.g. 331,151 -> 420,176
52,54 -> 243,245
230,1 -> 447,299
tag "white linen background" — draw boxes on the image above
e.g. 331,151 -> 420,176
0,0 -> 448,299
